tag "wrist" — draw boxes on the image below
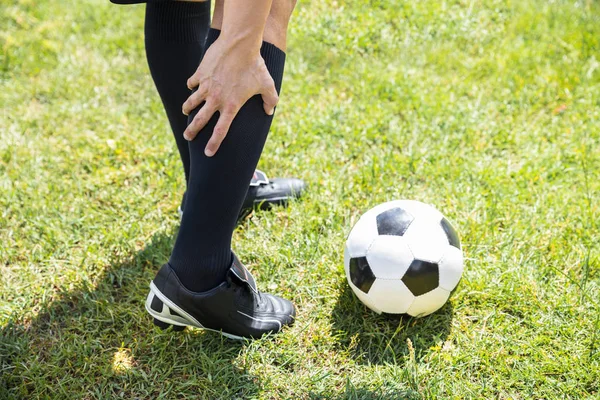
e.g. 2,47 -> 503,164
219,28 -> 263,54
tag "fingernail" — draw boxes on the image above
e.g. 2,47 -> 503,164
205,147 -> 215,157
268,108 -> 275,115
184,132 -> 191,141
182,108 -> 188,116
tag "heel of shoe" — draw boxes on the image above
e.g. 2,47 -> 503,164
146,290 -> 188,332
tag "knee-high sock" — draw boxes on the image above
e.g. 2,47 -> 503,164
168,29 -> 286,292
144,1 -> 210,186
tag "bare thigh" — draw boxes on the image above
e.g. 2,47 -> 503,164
182,0 -> 297,50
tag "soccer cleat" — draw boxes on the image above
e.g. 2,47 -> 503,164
145,254 -> 296,339
178,169 -> 306,218
242,170 -> 306,212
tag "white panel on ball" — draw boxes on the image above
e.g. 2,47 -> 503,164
367,279 -> 415,314
347,279 -> 382,313
366,201 -> 406,217
343,246 -> 351,276
403,217 -> 448,263
366,236 -> 414,280
406,287 -> 450,317
346,213 -> 379,258
438,246 -> 464,291
392,200 -> 443,220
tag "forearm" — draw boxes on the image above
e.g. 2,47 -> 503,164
220,0 -> 273,52
183,0 -> 296,147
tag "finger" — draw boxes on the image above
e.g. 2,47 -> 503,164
183,101 -> 217,141
187,72 -> 200,90
182,88 -> 207,116
204,111 -> 235,157
260,82 -> 279,116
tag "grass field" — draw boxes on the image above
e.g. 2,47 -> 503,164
1,0 -> 599,398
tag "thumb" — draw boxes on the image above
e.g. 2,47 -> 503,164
261,82 -> 279,116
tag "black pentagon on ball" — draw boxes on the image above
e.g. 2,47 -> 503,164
376,207 -> 414,236
402,259 -> 439,296
440,217 -> 461,249
349,256 -> 376,294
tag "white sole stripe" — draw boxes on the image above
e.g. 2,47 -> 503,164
147,282 -> 245,341
144,291 -> 189,327
237,311 -> 282,331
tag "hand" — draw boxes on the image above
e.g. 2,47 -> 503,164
182,37 -> 279,157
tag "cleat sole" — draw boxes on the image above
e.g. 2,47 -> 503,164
153,318 -> 186,331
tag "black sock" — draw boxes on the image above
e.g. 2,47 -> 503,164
168,29 -> 286,292
144,1 -> 210,186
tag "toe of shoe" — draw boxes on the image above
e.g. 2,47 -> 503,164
270,177 -> 307,199
289,178 -> 307,198
263,294 -> 296,327
279,297 -> 296,326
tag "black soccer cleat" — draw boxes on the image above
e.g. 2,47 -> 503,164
242,170 -> 306,211
178,169 -> 306,218
145,254 -> 296,340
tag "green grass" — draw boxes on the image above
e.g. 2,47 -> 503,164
1,0 -> 599,398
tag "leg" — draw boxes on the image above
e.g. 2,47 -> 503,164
144,0 -> 210,189
210,0 -> 296,50
144,0 -> 304,216
146,0 -> 298,339
169,0 -> 298,292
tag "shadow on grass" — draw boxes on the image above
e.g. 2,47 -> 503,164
330,280 -> 453,366
0,229 -> 260,399
310,387 -> 422,400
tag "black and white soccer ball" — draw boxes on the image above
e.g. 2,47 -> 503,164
344,200 -> 463,317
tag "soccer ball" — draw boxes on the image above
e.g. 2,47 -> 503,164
344,200 -> 463,317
